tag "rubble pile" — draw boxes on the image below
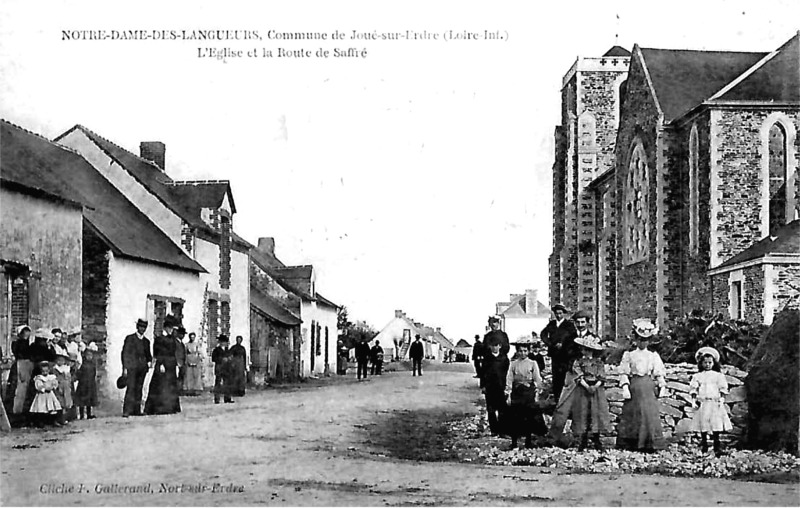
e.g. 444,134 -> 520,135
479,444 -> 800,478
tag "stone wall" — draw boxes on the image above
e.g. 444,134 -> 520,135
602,362 -> 748,445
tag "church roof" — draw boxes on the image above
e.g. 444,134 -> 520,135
638,47 -> 766,121
716,220 -> 800,270
2,120 -> 204,273
713,33 -> 800,103
604,45 -> 631,57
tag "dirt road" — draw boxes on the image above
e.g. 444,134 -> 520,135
1,364 -> 798,506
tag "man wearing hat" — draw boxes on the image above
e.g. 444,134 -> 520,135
121,318 -> 152,417
483,316 -> 509,359
471,335 -> 485,381
540,304 -> 578,401
174,326 -> 187,394
355,336 -> 371,380
211,334 -> 234,404
409,334 -> 425,376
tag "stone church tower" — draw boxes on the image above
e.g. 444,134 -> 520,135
549,46 -> 629,337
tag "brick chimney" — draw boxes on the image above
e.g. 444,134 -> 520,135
525,289 -> 539,315
140,141 -> 166,171
257,237 -> 275,256
435,327 -> 441,333
395,310 -> 404,318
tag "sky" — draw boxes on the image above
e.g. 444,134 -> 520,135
1,0 -> 798,343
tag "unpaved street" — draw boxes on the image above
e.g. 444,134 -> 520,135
1,365 -> 798,506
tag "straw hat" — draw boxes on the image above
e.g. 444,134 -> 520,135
575,335 -> 605,351
632,318 -> 659,339
511,336 -> 535,347
695,346 -> 720,363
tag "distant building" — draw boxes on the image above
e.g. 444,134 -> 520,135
372,310 -> 453,361
495,289 -> 551,340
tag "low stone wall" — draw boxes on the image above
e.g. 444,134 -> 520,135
602,363 -> 748,444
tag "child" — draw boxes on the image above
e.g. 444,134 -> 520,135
74,344 -> 98,419
53,353 -> 73,424
29,361 -> 62,427
616,318 -> 667,452
571,335 -> 611,450
690,346 -> 732,456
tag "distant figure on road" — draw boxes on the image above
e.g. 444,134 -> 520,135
230,335 -> 247,396
355,338 -> 371,380
409,335 -> 424,376
483,316 -> 509,358
481,340 -> 509,435
540,304 -> 578,402
211,335 -> 234,404
337,340 -> 349,375
182,333 -> 203,396
121,318 -> 152,417
472,335 -> 484,381
175,326 -> 187,394
370,340 -> 384,375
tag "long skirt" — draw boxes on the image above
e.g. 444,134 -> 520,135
144,361 -> 181,415
503,384 -> 548,438
12,360 -> 33,414
571,384 -> 610,435
549,371 -> 577,443
231,357 -> 246,397
690,398 -> 733,433
182,364 -> 203,394
616,375 -> 665,451
54,372 -> 73,410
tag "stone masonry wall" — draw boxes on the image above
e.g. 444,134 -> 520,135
614,51 -> 661,334
775,265 -> 800,312
711,109 -> 800,267
744,265 -> 766,323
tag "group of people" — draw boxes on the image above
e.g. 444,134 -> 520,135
473,307 -> 733,455
120,315 -> 249,416
4,325 -> 99,427
353,338 -> 386,379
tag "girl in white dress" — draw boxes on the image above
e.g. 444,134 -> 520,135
29,361 -> 62,427
690,346 -> 732,456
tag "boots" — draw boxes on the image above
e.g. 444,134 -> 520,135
578,434 -> 589,451
79,407 -> 85,420
713,432 -> 723,457
700,433 -> 709,453
87,407 -> 96,419
592,433 -> 603,451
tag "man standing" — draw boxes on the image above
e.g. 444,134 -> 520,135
121,318 -> 152,417
175,326 -> 187,394
409,335 -> 424,376
471,335 -> 485,380
370,340 -> 384,375
483,317 -> 510,359
540,304 -> 578,402
355,338 -> 371,380
211,335 -> 233,404
481,340 -> 510,436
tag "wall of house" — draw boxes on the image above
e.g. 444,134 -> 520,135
709,109 -> 800,268
614,50 -> 662,334
0,189 -> 82,332
773,264 -> 800,317
57,130 -> 184,244
372,317 -> 414,360
230,248 -> 251,347
299,301 -> 337,377
102,254 -> 201,402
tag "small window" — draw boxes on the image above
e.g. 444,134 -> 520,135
768,123 -> 788,234
731,281 -> 743,320
689,124 -> 700,255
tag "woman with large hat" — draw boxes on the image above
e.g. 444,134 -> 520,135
144,314 -> 182,415
615,318 -> 667,452
570,334 -> 611,450
503,336 -> 547,448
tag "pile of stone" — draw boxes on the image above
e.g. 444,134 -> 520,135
602,363 -> 748,445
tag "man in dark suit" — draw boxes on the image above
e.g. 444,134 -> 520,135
483,316 -> 510,358
121,318 -> 152,416
472,335 -> 485,381
409,335 -> 424,376
355,338 -> 371,380
175,326 -> 187,393
481,340 -> 510,435
211,335 -> 234,404
540,304 -> 578,401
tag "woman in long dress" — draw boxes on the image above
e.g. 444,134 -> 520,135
144,316 -> 181,415
182,333 -> 203,395
504,338 -> 547,448
230,336 -> 247,397
616,318 -> 667,452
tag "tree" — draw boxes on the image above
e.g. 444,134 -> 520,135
337,307 -> 377,349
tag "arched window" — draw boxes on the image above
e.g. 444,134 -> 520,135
623,139 -> 650,265
768,122 -> 788,234
688,124 -> 700,254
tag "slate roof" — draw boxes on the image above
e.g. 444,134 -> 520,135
168,180 -> 237,223
316,293 -> 340,309
455,339 -> 472,348
717,220 -> 800,270
273,265 -> 313,280
432,330 -> 455,350
715,33 -> 800,103
638,47 -> 766,121
250,285 -> 301,326
497,293 -> 549,316
604,45 -> 631,57
1,120 -> 204,273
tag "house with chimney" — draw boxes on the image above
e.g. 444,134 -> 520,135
1,120 -> 204,401
495,289 -> 551,340
249,237 -> 339,378
371,310 -> 453,361
55,125 -> 251,385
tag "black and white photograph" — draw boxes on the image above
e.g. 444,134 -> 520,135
1,0 -> 799,505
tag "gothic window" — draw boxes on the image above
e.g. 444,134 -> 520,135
623,140 -> 650,265
689,124 -> 700,255
768,122 -> 788,234
579,112 -> 596,149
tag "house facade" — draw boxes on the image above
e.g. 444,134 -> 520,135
55,126 -> 251,385
371,310 -> 451,361
495,289 -> 551,340
250,237 -> 339,378
549,34 -> 800,337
